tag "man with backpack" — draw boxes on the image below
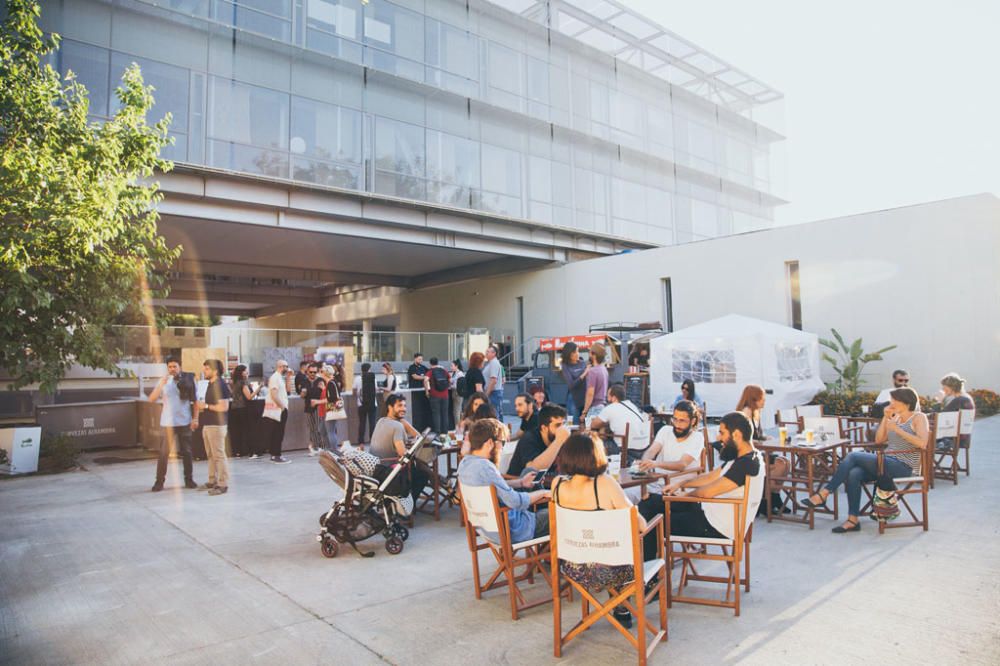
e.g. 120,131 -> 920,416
424,357 -> 451,437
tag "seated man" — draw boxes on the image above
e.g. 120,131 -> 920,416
506,403 -> 569,479
624,400 -> 703,503
589,383 -> 650,461
639,411 -> 764,560
457,419 -> 551,542
872,369 -> 910,417
369,393 -> 428,503
511,392 -> 540,440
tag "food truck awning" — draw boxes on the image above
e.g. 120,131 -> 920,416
539,334 -> 608,352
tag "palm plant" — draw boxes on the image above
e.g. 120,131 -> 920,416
819,329 -> 896,393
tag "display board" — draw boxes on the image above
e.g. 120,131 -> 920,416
624,373 -> 649,407
263,347 -> 302,376
36,400 -> 138,450
315,346 -> 355,383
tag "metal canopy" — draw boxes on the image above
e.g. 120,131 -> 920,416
494,0 -> 783,112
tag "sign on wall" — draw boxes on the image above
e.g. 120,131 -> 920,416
36,401 -> 138,450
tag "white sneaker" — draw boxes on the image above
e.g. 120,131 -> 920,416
308,447 -> 318,456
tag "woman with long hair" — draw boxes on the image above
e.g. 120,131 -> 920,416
735,384 -> 789,515
672,378 -> 705,415
559,342 -> 587,420
464,352 -> 486,412
228,364 -> 258,457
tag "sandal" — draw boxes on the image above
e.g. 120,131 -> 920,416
799,493 -> 828,510
831,518 -> 860,534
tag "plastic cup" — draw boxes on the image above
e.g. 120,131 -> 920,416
805,429 -> 814,444
779,427 -> 788,446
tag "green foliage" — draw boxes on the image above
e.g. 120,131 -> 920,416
0,0 -> 180,393
969,389 -> 1000,417
809,390 -> 879,417
819,328 -> 896,394
39,432 -> 78,470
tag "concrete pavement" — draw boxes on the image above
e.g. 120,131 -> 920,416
2,417 -> 999,665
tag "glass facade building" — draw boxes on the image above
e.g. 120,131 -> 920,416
38,0 -> 784,244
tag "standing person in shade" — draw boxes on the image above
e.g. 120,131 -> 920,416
407,353 -> 430,431
148,356 -> 197,492
424,357 -> 451,436
483,345 -> 506,418
197,359 -> 232,495
464,352 -> 486,412
449,359 -> 465,431
319,364 -> 343,450
580,342 -> 609,420
378,362 -> 398,418
353,363 -> 378,445
294,361 -> 311,402
228,365 -> 260,458
303,363 -> 326,455
262,360 -> 291,464
560,342 -> 587,421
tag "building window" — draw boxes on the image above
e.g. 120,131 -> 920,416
671,349 -> 736,384
786,261 -> 802,330
661,278 -> 673,333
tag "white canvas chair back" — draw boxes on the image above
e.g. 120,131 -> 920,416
934,412 -> 960,438
796,405 -> 823,420
461,484 -> 501,535
776,409 -> 797,425
959,409 -> 975,436
498,440 -> 519,475
714,450 -> 765,540
802,416 -> 840,438
553,505 -> 634,567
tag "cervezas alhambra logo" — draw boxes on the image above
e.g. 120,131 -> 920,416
582,529 -> 594,540
83,418 -> 95,428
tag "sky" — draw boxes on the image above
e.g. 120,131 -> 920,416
626,0 -> 1000,225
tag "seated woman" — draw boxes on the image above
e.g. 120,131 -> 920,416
802,387 -> 928,533
553,432 -> 647,629
735,384 -> 789,515
459,397 -> 498,456
456,391 -> 488,438
671,378 -> 705,415
935,372 -> 975,452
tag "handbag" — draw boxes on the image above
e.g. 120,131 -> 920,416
872,474 -> 900,522
325,383 -> 348,421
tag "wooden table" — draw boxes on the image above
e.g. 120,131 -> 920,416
415,442 -> 462,521
757,437 -> 848,529
617,469 -> 665,501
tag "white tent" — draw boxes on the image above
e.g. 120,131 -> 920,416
649,315 -> 825,425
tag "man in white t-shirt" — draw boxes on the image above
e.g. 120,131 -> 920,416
483,345 -> 505,417
262,359 -> 291,464
589,383 -> 650,462
622,401 -> 703,503
875,369 -> 911,405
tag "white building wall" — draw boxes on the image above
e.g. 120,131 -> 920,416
400,194 -> 1000,392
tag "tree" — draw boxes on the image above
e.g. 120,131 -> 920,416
819,328 -> 896,394
0,0 -> 179,392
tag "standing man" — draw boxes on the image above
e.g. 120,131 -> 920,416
581,342 -> 609,421
590,383 -> 650,461
263,359 -> 291,464
369,394 -> 428,503
407,353 -> 430,431
353,363 -> 378,445
197,359 -> 232,495
303,362 -> 325,455
294,361 -> 311,402
424,357 -> 451,436
148,356 -> 198,492
483,345 -> 506,418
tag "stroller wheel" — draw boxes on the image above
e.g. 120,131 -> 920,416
395,525 -> 409,542
385,536 -> 404,555
321,538 -> 339,558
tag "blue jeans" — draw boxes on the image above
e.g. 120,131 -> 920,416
324,419 -> 340,449
824,451 -> 912,517
565,393 -> 582,420
489,390 -> 504,418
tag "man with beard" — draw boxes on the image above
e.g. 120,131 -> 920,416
505,403 -> 569,479
457,419 -> 551,543
640,411 -> 764,560
626,400 -> 703,503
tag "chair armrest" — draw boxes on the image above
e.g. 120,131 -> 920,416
639,513 -> 663,538
663,494 -> 741,506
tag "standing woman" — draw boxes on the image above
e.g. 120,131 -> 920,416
321,364 -> 344,449
560,342 -> 587,421
378,362 -> 398,418
465,352 -> 486,412
735,384 -> 790,515
228,365 -> 257,457
450,359 -> 466,432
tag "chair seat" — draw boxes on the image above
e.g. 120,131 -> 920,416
643,558 -> 665,584
670,534 -> 734,547
892,476 -> 925,483
511,535 -> 550,550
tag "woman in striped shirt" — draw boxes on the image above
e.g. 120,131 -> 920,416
801,387 -> 928,533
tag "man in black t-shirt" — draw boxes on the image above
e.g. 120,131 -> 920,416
303,363 -> 326,454
639,411 -> 764,560
294,361 -> 311,402
512,393 -> 539,440
506,403 -> 569,478
407,353 -> 430,431
197,359 -> 232,496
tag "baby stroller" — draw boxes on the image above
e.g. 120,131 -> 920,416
316,429 -> 430,558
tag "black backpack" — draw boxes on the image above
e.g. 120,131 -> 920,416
176,372 -> 196,402
431,367 -> 450,392
456,375 -> 469,398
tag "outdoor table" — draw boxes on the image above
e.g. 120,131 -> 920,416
416,441 -> 462,521
616,469 -> 663,501
757,437 -> 848,529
